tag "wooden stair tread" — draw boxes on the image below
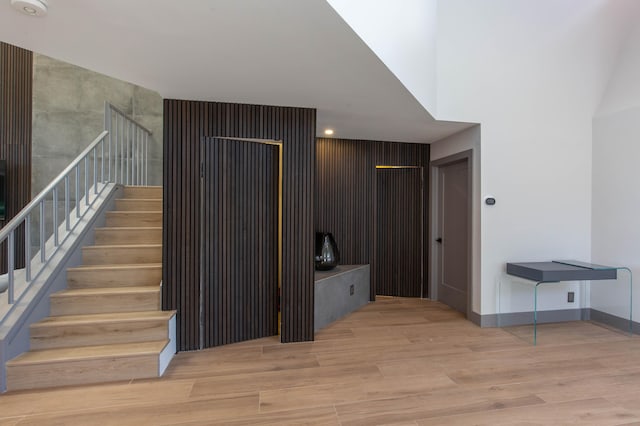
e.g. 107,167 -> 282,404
7,340 -> 169,366
52,286 -> 160,297
121,187 -> 162,199
67,263 -> 162,272
32,310 -> 176,327
110,209 -> 162,212
106,211 -> 162,215
95,226 -> 162,231
84,244 -> 162,249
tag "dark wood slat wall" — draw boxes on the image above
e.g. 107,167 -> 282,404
0,42 -> 32,274
201,138 -> 279,347
163,100 -> 316,351
376,169 -> 422,297
315,138 -> 430,300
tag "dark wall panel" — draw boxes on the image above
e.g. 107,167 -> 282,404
201,138 -> 279,347
376,168 -> 422,297
164,100 -> 315,351
315,138 -> 429,300
0,42 -> 32,273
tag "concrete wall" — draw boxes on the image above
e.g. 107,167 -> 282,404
591,22 -> 640,322
314,265 -> 370,332
32,53 -> 163,196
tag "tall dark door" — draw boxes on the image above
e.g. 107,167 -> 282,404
200,138 -> 279,348
437,159 -> 469,314
375,168 -> 422,297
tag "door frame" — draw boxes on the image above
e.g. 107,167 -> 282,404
429,150 -> 473,318
374,165 -> 425,298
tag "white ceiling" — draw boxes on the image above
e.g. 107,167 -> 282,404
0,0 -> 473,143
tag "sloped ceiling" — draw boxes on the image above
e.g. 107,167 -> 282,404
0,0 -> 472,143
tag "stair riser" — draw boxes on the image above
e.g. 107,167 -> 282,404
50,291 -> 160,316
115,199 -> 162,211
122,187 -> 162,199
30,320 -> 170,350
6,354 -> 159,391
105,213 -> 162,227
67,267 -> 161,289
94,228 -> 162,245
82,246 -> 162,265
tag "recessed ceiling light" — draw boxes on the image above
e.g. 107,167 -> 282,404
11,0 -> 48,17
324,129 -> 334,136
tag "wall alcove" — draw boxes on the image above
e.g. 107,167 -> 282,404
315,138 -> 430,300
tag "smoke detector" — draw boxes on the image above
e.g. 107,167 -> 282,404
11,0 -> 48,17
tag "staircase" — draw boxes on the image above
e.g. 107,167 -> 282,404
5,186 -> 175,391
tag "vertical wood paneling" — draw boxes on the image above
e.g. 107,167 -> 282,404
0,42 -> 32,274
315,138 -> 430,300
376,168 -> 422,297
164,100 -> 315,351
201,138 -> 279,347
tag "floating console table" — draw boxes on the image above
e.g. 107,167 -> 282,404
314,265 -> 370,332
504,260 -> 632,345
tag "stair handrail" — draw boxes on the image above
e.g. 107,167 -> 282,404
0,102 -> 152,322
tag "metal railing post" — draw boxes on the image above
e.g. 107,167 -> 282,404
75,165 -> 80,218
65,176 -> 70,231
25,213 -> 31,281
8,231 -> 15,304
84,157 -> 89,206
105,101 -> 111,181
39,200 -> 46,262
53,187 -> 59,246
93,147 -> 98,195
145,132 -> 149,185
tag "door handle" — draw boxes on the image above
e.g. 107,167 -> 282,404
436,238 -> 442,243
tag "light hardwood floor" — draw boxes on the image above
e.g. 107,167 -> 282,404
2,297 -> 640,425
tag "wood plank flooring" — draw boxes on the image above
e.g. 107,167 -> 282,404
2,297 -> 640,425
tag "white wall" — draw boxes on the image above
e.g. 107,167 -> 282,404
329,0 -> 640,317
597,23 -> 640,117
324,0 -> 640,319
326,0 -> 439,116
435,0 -> 638,315
592,22 -> 640,321
430,126 -> 482,313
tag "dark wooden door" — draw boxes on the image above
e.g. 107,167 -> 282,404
375,168 -> 422,297
200,138 -> 279,348
437,159 -> 469,314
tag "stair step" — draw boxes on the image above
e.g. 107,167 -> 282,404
29,310 -> 175,350
67,264 -> 162,289
105,211 -> 162,227
122,186 -> 162,199
82,244 -> 162,265
6,340 -> 169,391
115,199 -> 162,212
94,227 -> 162,245
50,286 -> 160,316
